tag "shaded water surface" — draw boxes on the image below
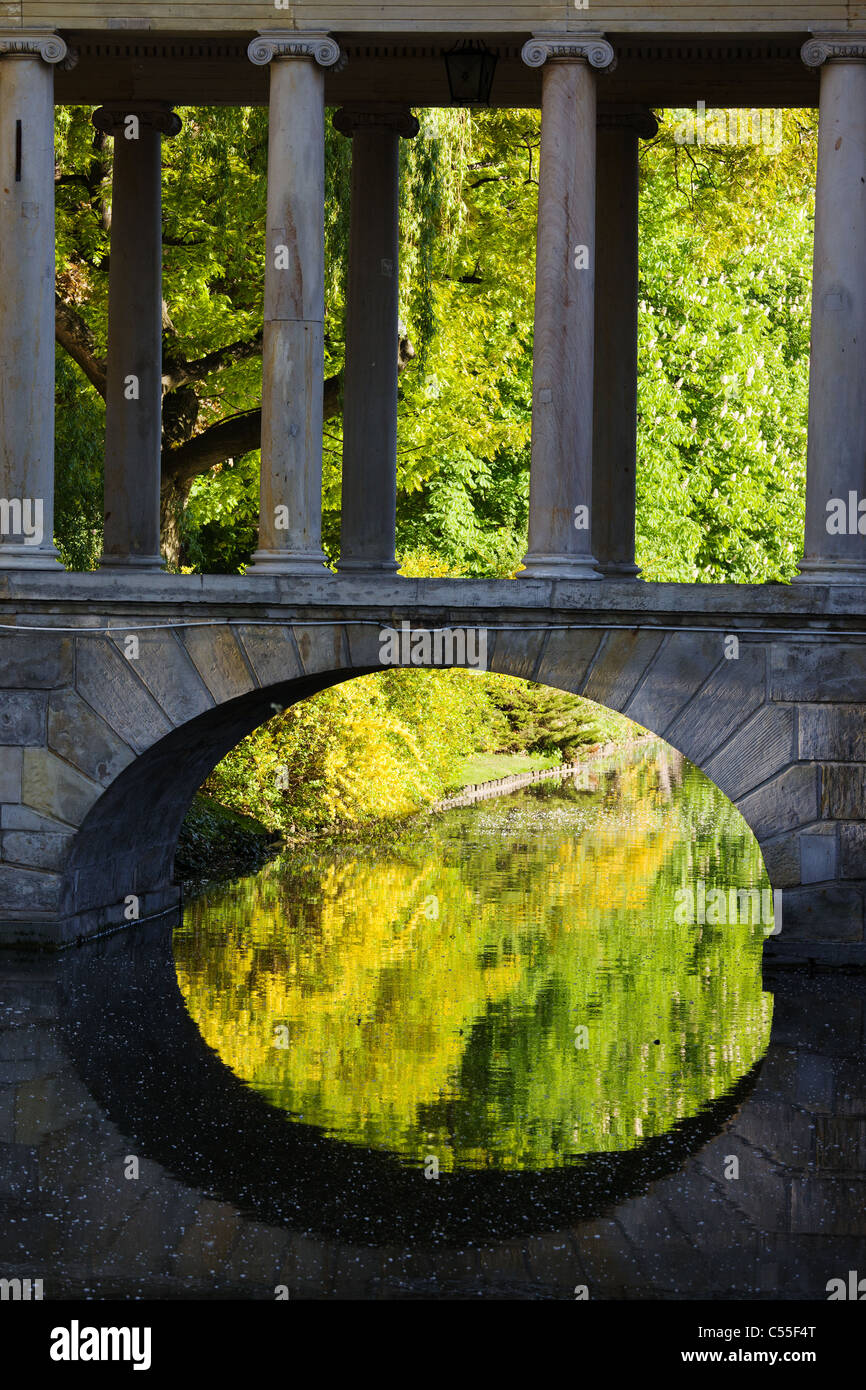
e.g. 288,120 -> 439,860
0,743 -> 864,1299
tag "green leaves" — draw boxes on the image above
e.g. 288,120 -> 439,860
54,352 -> 104,571
205,668 -> 501,837
635,110 -> 815,583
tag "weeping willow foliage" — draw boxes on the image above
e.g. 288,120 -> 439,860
322,108 -> 470,375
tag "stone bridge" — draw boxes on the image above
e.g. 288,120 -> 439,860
2,571 -> 866,965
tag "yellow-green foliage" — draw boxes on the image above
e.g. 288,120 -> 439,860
204,669 -> 642,837
205,668 -> 507,836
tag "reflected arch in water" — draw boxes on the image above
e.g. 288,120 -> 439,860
59,919 -> 766,1247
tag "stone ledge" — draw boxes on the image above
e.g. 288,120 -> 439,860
0,891 -> 181,949
3,574 -> 866,625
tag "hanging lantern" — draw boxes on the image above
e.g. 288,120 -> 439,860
444,42 -> 498,107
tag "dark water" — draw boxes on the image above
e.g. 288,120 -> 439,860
1,743 -> 865,1299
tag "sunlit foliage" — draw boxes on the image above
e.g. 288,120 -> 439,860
205,671 -> 636,835
54,104 -> 816,582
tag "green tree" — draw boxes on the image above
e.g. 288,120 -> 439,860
54,104 -> 818,583
635,109 -> 815,581
483,676 -> 635,760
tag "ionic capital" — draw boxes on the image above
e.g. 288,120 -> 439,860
598,104 -> 658,139
522,33 -> 616,72
92,103 -> 182,137
248,31 -> 343,69
0,31 -> 67,64
802,33 -> 866,67
333,105 -> 420,139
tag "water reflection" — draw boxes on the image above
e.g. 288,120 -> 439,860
175,743 -> 773,1172
0,744 -> 864,1297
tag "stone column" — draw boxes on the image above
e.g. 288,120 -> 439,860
593,106 -> 657,579
334,105 -> 419,575
247,32 -> 341,573
797,35 -> 866,583
93,103 -> 181,570
519,35 -> 615,581
0,34 -> 67,570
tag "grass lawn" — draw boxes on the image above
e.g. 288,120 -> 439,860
455,751 -> 562,788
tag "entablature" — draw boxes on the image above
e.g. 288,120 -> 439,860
48,31 -> 821,107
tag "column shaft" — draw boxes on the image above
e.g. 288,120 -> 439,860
251,56 -> 328,572
798,52 -> 866,582
96,105 -> 179,569
336,107 -> 417,574
0,46 -> 63,568
523,58 -> 600,579
593,114 -> 653,579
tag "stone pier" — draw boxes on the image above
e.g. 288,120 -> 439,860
0,33 -> 66,571
247,33 -> 340,574
93,103 -> 181,570
335,105 -> 419,574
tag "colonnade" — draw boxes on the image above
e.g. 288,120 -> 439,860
0,28 -> 862,582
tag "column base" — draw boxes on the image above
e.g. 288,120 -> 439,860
520,552 -> 603,580
247,549 -> 330,575
0,544 -> 64,570
795,558 -> 866,584
599,561 -> 642,580
99,554 -> 165,572
336,558 -> 401,575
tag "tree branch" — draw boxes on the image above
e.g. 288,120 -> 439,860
161,369 -> 346,491
160,338 -> 414,492
163,332 -> 264,392
162,409 -> 263,489
55,291 -> 414,505
54,295 -> 107,397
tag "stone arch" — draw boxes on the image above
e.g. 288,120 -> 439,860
56,621 -> 374,938
32,618 -> 799,944
487,624 -> 802,899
